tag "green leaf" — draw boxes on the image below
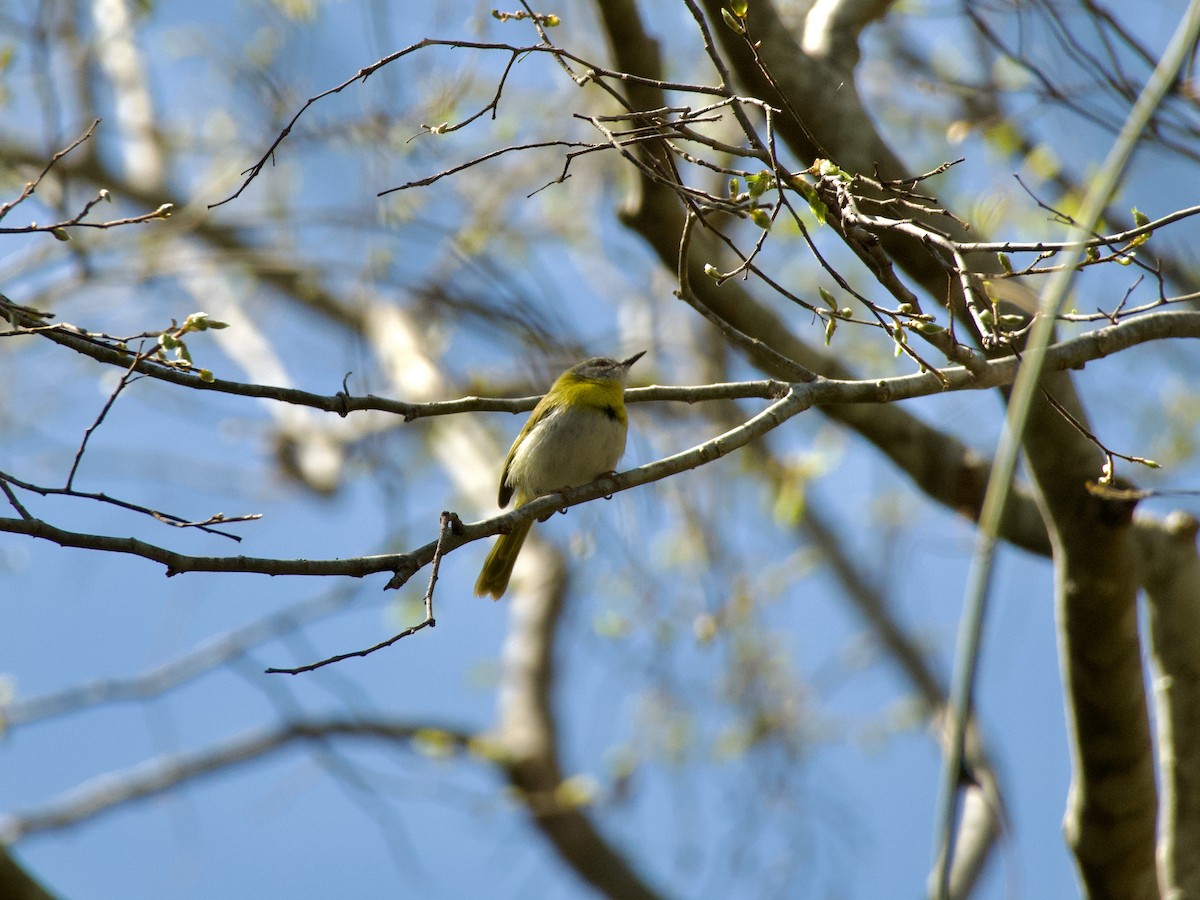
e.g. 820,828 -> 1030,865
554,774 -> 599,809
818,286 -> 837,309
720,8 -> 745,33
746,170 -> 773,199
51,227 -> 71,242
729,0 -> 748,16
466,735 -> 510,763
182,312 -> 230,332
771,469 -> 806,527
1132,207 -> 1150,227
692,613 -> 719,645
792,176 -> 827,224
808,196 -> 827,225
413,728 -> 457,760
749,208 -> 771,230
997,252 -> 1013,274
593,610 -> 630,638
816,159 -> 845,178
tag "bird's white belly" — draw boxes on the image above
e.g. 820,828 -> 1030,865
507,404 -> 627,499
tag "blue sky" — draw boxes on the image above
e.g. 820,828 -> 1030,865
2,1 -> 1197,898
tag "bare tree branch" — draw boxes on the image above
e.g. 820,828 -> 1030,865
7,309 -> 1198,589
1137,512 -> 1200,897
0,719 -> 474,842
0,846 -> 57,900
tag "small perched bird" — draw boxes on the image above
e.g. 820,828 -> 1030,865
474,351 -> 645,599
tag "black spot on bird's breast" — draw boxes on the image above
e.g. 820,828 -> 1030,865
602,404 -> 620,421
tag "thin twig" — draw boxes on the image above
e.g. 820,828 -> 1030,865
0,478 -> 32,519
0,467 -> 255,541
0,119 -> 99,224
264,511 -> 461,673
211,39 -> 725,208
676,210 -> 817,382
65,342 -> 146,490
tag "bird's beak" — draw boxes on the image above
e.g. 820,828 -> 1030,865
621,350 -> 646,368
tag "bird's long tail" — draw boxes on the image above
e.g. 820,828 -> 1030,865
474,516 -> 534,599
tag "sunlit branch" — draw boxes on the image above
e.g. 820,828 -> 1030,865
952,204 -> 1200,254
0,292 -> 783,417
4,307 -> 1198,588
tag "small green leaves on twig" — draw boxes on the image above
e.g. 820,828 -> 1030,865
158,330 -> 188,363
181,312 -> 229,333
491,8 -> 560,26
726,171 -> 776,230
154,312 -> 230,372
819,287 -> 840,346
721,6 -> 746,34
746,170 -> 773,199
1129,207 -> 1151,247
814,159 -> 847,179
